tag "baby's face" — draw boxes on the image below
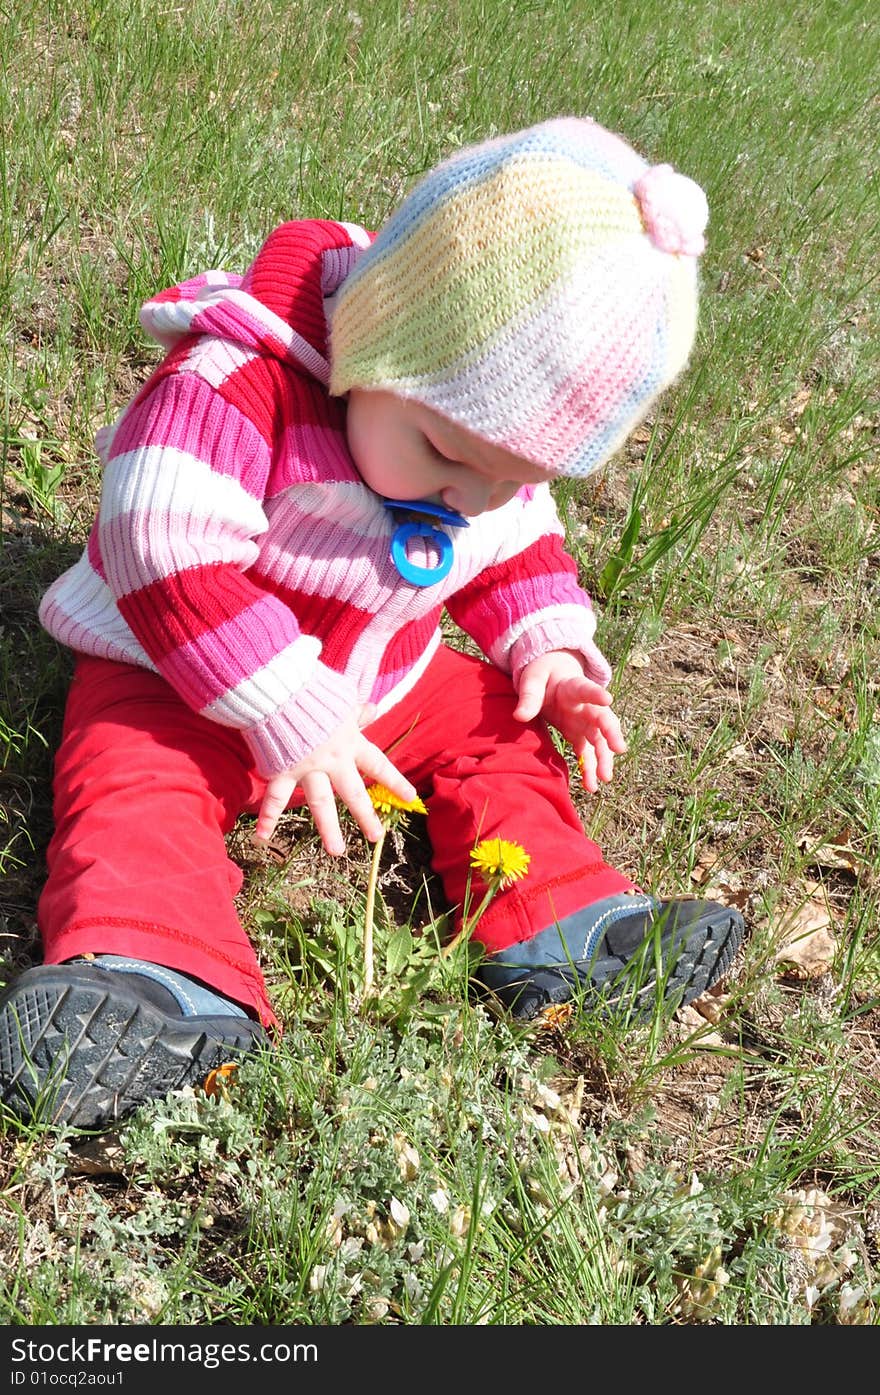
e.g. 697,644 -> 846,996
345,389 -> 548,516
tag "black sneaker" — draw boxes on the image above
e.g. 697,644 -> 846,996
0,963 -> 266,1129
475,897 -> 745,1023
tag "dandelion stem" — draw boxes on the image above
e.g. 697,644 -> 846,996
363,824 -> 387,996
441,886 -> 495,958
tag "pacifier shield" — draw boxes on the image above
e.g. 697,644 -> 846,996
383,498 -> 469,587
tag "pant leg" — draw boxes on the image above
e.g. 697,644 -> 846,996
37,656 -> 278,1029
363,646 -> 635,955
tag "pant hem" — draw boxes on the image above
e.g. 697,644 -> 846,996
467,864 -> 637,954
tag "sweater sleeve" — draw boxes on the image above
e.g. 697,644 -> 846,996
445,484 -> 612,686
98,370 -> 359,774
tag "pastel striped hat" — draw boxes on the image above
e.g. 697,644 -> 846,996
328,117 -> 708,478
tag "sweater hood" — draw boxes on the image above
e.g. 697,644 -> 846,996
138,219 -> 373,387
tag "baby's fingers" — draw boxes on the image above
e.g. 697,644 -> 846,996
299,770 -> 350,856
592,730 -> 617,784
513,674 -> 549,723
562,675 -> 613,708
357,739 -> 419,808
575,730 -> 618,791
330,767 -> 387,848
578,742 -> 599,793
591,704 -> 627,754
254,772 -> 298,846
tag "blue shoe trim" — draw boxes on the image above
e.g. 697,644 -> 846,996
87,956 -> 247,1019
482,894 -> 657,985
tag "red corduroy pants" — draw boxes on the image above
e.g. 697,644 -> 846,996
38,648 -> 634,1029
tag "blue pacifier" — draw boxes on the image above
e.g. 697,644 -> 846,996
383,498 -> 469,586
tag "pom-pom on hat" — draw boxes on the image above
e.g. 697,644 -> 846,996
328,117 -> 708,479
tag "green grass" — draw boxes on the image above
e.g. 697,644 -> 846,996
1,0 -> 879,1326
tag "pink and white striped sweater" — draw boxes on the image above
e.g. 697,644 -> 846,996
40,219 -> 610,777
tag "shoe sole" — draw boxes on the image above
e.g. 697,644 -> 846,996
0,966 -> 264,1129
488,905 -> 745,1023
598,903 -> 744,1013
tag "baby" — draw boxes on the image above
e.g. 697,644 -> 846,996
0,118 -> 743,1128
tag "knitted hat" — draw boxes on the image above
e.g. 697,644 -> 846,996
328,117 -> 708,478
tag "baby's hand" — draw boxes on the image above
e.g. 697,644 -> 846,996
253,708 -> 418,856
514,650 -> 627,793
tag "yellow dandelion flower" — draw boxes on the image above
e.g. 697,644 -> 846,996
366,783 -> 428,817
469,838 -> 531,888
441,839 -> 532,958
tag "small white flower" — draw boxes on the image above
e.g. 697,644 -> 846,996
393,1134 -> 420,1180
839,1282 -> 866,1314
390,1197 -> 410,1229
449,1205 -> 471,1238
805,1226 -> 834,1256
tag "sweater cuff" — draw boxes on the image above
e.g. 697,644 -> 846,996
242,663 -> 359,775
509,618 -> 612,688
